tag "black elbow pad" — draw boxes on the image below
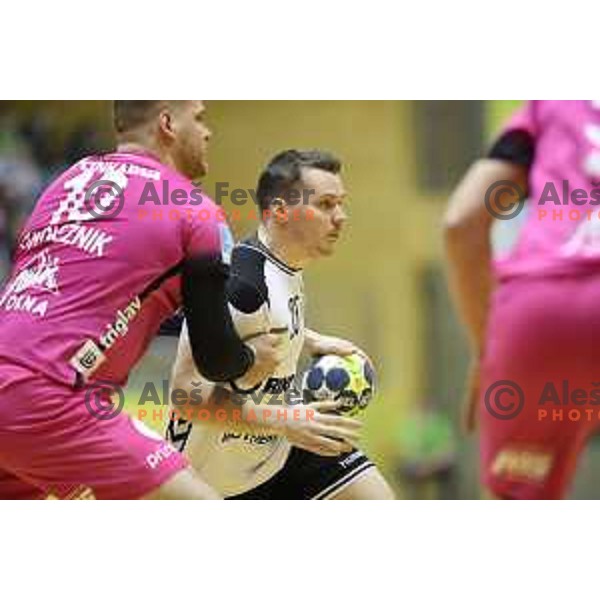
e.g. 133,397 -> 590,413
488,129 -> 535,167
181,254 -> 254,382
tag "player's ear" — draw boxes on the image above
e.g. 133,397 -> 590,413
271,197 -> 289,223
158,109 -> 176,143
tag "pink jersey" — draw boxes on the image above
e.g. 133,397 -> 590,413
0,151 -> 230,388
494,100 -> 600,280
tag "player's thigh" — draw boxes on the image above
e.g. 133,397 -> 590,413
479,277 -> 600,499
480,428 -> 586,499
0,371 -> 200,499
0,468 -> 45,500
142,466 -> 221,500
329,467 -> 395,500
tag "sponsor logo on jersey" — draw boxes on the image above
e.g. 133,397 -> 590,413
339,450 -> 363,469
262,375 -> 295,395
491,448 -> 553,483
69,340 -> 107,379
20,223 -> 113,257
69,296 -> 142,380
145,443 -> 178,469
80,159 -> 161,182
220,431 -> 278,446
99,296 -> 142,349
0,250 -> 61,317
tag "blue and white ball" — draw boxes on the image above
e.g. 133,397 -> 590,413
302,353 -> 376,416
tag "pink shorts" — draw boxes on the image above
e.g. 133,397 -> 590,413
480,273 -> 600,499
0,363 -> 187,499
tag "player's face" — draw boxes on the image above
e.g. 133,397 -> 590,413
286,167 -> 348,260
170,101 -> 212,180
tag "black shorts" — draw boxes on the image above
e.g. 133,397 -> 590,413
228,447 -> 375,500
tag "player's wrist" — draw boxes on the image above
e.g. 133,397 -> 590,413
228,345 -> 257,390
303,329 -> 322,355
275,408 -> 296,436
229,377 -> 262,395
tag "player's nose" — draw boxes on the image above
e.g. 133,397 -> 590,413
332,204 -> 348,227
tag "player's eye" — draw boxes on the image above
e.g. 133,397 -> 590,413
319,198 -> 336,210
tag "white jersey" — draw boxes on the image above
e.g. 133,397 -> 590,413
169,233 -> 306,497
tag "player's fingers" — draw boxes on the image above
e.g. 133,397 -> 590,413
292,435 -> 344,456
304,432 -> 348,456
462,359 -> 480,434
320,426 -> 361,445
333,427 -> 362,444
292,441 -> 342,457
323,435 -> 354,454
331,342 -> 359,356
353,349 -> 374,365
308,399 -> 344,413
309,423 -> 359,446
316,425 -> 362,445
462,387 -> 479,434
316,413 -> 363,430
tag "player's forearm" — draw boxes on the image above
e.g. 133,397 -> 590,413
303,328 -> 321,355
170,323 -> 287,431
443,159 -> 527,351
444,221 -> 494,352
181,253 -> 255,382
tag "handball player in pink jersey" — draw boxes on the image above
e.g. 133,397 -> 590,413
0,101 -> 281,499
445,101 -> 600,499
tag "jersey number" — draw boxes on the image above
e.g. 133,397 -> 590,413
50,166 -> 129,225
288,295 -> 301,339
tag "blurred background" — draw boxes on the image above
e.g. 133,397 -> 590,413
3,100 -> 599,498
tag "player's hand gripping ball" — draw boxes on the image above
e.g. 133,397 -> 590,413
302,353 -> 376,416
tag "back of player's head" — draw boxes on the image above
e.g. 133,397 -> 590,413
113,101 -> 167,135
256,149 -> 342,215
113,101 -> 190,136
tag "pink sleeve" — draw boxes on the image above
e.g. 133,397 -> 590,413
182,193 -> 234,263
498,101 -> 539,139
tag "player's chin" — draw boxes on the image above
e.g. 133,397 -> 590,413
191,156 -> 209,180
318,242 -> 337,257
196,160 -> 209,179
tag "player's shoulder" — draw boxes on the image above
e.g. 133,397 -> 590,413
231,236 -> 268,273
235,235 -> 300,277
227,236 -> 270,312
107,151 -> 219,210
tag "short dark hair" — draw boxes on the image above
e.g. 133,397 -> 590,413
256,149 -> 342,213
113,101 -> 165,134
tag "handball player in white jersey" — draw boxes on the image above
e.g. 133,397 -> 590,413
168,150 -> 394,499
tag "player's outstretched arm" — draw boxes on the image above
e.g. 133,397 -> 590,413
444,158 -> 527,350
170,320 -> 280,414
170,329 -> 361,456
304,328 -> 358,357
181,253 -> 282,386
443,158 -> 528,431
274,400 -> 363,457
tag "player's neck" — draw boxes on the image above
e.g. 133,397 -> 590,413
258,226 -> 307,270
116,142 -> 179,174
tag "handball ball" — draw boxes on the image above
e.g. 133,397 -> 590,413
302,353 -> 376,416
